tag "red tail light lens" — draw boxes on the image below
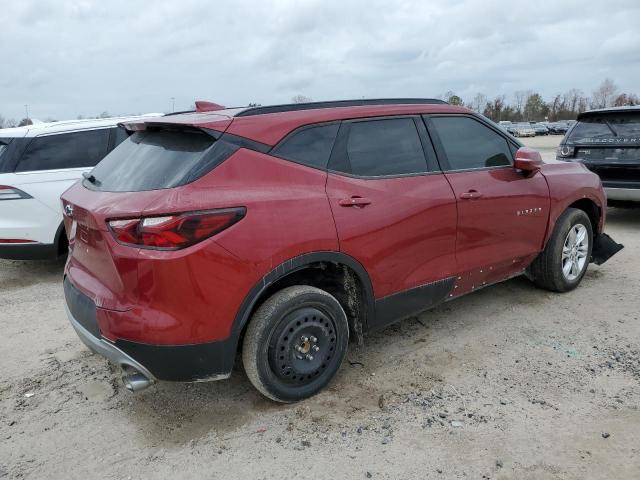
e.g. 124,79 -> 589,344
107,208 -> 245,250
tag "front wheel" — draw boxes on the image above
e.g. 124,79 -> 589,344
242,285 -> 349,402
529,208 -> 593,292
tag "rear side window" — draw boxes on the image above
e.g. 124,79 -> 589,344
16,129 -> 110,172
273,123 -> 339,169
339,118 -> 428,176
569,113 -> 640,143
111,126 -> 130,148
430,116 -> 512,170
88,130 -> 220,192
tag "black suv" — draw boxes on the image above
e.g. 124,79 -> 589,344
557,107 -> 640,205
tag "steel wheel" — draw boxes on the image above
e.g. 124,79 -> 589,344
269,306 -> 338,385
562,223 -> 589,281
242,285 -> 349,402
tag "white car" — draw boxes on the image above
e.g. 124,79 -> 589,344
512,123 -> 536,137
0,114 -> 162,260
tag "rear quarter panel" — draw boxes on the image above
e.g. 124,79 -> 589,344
126,149 -> 339,343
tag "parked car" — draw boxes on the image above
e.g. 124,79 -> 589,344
557,106 -> 640,205
0,114 -> 162,260
548,122 -> 570,135
61,99 -> 622,402
532,123 -> 549,135
511,123 -> 536,137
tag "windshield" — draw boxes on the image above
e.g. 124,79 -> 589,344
87,129 -> 219,192
569,113 -> 640,143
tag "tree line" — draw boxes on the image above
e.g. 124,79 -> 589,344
445,78 -> 638,123
2,79 -> 638,129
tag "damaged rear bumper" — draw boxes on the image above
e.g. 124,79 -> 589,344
592,233 -> 623,265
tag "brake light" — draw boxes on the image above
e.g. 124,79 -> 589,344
0,185 -> 32,201
0,239 -> 37,243
107,208 -> 245,250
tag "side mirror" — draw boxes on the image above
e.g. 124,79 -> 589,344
514,147 -> 543,173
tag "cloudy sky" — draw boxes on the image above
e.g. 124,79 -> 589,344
1,0 -> 639,121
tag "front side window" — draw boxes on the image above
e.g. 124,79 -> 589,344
273,123 -> 339,169
16,129 -> 110,172
430,116 -> 512,170
340,118 -> 428,176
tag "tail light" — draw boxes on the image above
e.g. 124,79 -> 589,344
0,186 -> 32,201
107,207 -> 245,250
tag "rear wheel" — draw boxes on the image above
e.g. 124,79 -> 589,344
529,208 -> 593,292
242,285 -> 349,402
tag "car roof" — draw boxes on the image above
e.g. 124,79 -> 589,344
133,99 -> 469,146
578,105 -> 640,120
0,113 -> 164,138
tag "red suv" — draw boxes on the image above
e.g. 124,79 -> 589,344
61,99 -> 622,402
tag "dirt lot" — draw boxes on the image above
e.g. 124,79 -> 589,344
1,136 -> 639,479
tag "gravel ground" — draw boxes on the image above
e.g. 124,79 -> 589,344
1,136 -> 639,479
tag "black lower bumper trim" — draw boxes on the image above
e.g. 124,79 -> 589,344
114,337 -> 238,382
0,242 -> 58,260
592,233 -> 624,265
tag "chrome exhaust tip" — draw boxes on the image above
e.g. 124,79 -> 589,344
123,372 -> 152,392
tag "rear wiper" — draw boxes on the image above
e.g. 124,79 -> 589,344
82,172 -> 101,185
602,119 -> 618,137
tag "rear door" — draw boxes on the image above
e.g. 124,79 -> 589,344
425,115 -> 550,294
325,116 -> 457,327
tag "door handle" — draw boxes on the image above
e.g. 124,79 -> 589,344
460,190 -> 482,200
339,196 -> 372,207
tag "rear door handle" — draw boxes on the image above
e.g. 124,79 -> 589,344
460,190 -> 482,200
339,196 -> 372,207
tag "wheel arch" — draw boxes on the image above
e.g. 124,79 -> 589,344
231,252 -> 375,349
567,198 -> 602,235
54,221 -> 68,256
543,195 -> 604,248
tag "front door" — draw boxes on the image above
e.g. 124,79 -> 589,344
426,115 -> 550,294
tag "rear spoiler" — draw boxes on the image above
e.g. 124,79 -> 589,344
117,120 -> 225,139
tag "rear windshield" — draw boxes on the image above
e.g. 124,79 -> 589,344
569,113 -> 640,144
87,129 -> 219,192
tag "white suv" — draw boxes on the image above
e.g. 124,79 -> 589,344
0,115 -> 162,260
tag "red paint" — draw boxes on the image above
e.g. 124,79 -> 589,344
61,104 -> 608,349
326,172 -> 457,297
195,101 -> 225,112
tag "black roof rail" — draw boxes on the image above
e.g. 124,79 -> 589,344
164,109 -> 197,117
235,98 -> 447,117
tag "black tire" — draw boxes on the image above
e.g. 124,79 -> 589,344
242,285 -> 349,402
529,208 -> 593,292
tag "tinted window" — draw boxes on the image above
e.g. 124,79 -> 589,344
273,123 -> 339,169
16,129 -> 110,172
111,126 -> 130,148
343,118 -> 427,176
88,130 -> 219,192
569,113 -> 640,143
431,116 -> 512,170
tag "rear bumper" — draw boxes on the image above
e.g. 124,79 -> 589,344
605,187 -> 640,202
64,276 -> 237,382
0,242 -> 59,260
66,303 -> 157,381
